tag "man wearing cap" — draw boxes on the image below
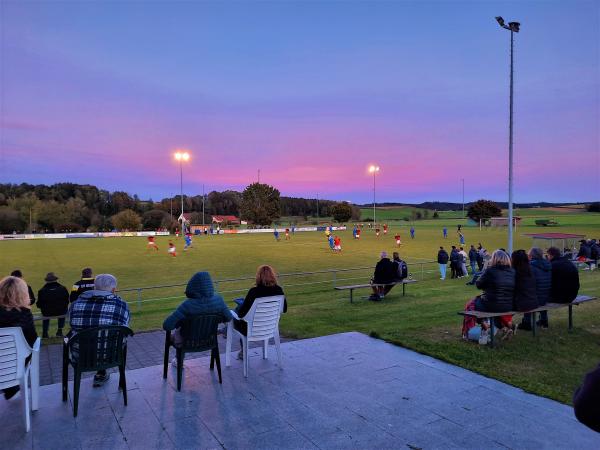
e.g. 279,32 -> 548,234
370,251 -> 397,300
70,267 -> 95,303
37,272 -> 70,338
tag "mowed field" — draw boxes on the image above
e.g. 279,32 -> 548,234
2,212 -> 600,404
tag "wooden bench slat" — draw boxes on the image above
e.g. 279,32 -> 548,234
458,295 -> 598,318
335,280 -> 416,290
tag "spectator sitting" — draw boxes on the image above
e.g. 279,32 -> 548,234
547,246 -> 580,304
163,271 -> 232,351
464,250 -> 515,344
369,251 -> 396,301
574,362 -> 600,433
37,272 -> 70,338
511,250 -> 538,313
10,270 -> 35,306
233,265 -> 286,360
387,252 -> 408,294
68,274 -> 130,387
0,276 -> 38,400
519,247 -> 551,331
70,267 -> 95,303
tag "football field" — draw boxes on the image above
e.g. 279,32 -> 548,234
1,215 -> 600,404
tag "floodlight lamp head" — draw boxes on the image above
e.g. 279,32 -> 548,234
508,22 -> 520,32
495,16 -> 505,27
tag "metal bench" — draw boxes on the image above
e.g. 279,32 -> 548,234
335,279 -> 417,303
458,295 -> 597,347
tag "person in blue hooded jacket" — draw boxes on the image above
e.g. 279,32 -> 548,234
163,272 -> 232,343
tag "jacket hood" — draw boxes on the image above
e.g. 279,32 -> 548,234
185,272 -> 215,299
531,258 -> 551,272
78,289 -> 116,300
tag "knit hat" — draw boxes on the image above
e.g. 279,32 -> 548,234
185,271 -> 215,299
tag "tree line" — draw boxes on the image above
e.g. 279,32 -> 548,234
0,182 -> 360,233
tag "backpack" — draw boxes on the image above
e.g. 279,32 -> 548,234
397,260 -> 408,279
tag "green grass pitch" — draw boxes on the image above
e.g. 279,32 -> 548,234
1,212 -> 600,404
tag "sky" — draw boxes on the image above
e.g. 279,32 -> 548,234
0,0 -> 598,204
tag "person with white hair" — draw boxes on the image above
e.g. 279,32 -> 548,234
69,273 -> 130,387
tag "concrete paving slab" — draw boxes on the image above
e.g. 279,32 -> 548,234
2,331 -> 599,449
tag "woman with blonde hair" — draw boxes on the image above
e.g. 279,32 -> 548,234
0,276 -> 38,400
462,250 -> 515,344
233,265 -> 287,359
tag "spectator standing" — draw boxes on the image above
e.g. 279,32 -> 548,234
547,246 -> 580,304
437,247 -> 449,280
519,247 -> 551,330
233,266 -> 286,360
37,272 -> 69,338
0,276 -> 38,400
10,270 -> 35,306
69,274 -> 130,387
459,247 -> 468,278
468,245 -> 478,275
370,252 -> 396,300
450,246 -> 460,279
70,268 -> 95,303
163,271 -> 232,348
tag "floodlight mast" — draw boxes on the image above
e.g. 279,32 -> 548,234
174,151 -> 190,231
496,16 -> 520,254
368,165 -> 380,227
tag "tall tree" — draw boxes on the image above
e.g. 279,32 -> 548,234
111,209 -> 142,231
468,199 -> 502,222
240,183 -> 280,226
331,202 -> 353,223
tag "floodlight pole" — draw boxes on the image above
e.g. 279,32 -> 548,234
496,17 -> 519,254
372,171 -> 376,227
462,178 -> 465,219
508,27 -> 514,254
202,184 -> 205,226
179,159 -> 184,223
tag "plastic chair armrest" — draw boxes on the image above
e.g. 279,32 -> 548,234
230,310 -> 240,320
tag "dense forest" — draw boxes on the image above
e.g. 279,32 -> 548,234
0,183 -> 352,233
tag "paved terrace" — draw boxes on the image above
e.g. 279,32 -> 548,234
3,332 -> 599,449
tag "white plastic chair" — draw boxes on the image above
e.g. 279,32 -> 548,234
225,295 -> 285,377
0,327 -> 41,432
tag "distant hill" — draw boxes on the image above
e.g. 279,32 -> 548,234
356,201 -> 590,211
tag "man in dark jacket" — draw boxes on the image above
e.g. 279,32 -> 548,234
449,246 -> 460,279
370,252 -> 396,300
437,247 -> 449,280
468,245 -> 478,275
10,270 -> 35,305
519,247 -> 552,330
37,272 -> 70,338
547,246 -> 579,303
70,267 -> 95,303
574,362 -> 600,433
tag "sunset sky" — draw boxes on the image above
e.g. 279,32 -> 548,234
1,1 -> 598,204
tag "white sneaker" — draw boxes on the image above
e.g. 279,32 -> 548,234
478,329 -> 490,345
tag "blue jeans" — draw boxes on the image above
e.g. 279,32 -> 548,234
470,262 -> 476,274
439,264 -> 447,279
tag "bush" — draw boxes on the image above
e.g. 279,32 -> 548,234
587,202 -> 600,213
